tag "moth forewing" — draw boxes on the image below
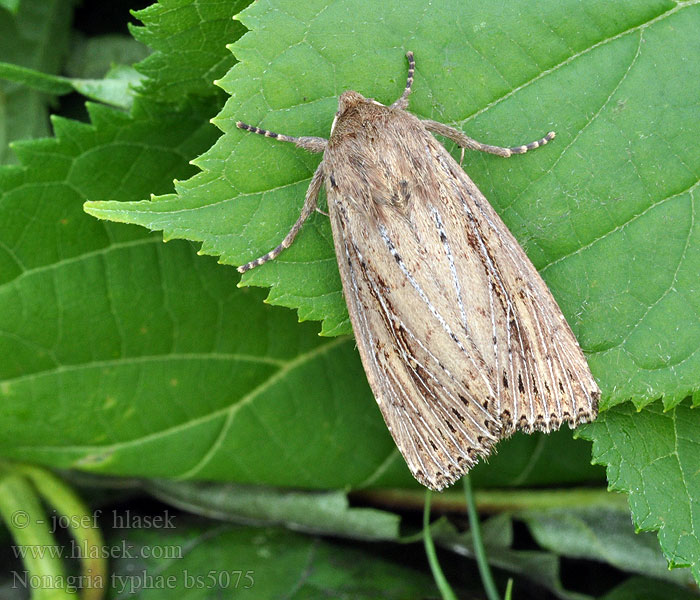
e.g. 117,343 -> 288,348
237,52 -> 600,491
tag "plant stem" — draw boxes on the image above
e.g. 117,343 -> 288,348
423,491 -> 458,600
464,474 -> 501,600
354,486 -> 625,513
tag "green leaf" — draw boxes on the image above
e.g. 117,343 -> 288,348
69,65 -> 146,109
107,522 -> 438,598
600,577 -> 700,600
0,98 -> 405,488
0,62 -> 73,94
0,0 -> 19,15
130,0 -> 249,103
581,401 -> 700,582
147,480 -> 401,540
0,469 -> 74,600
0,0 -> 76,163
518,506 -> 695,588
0,62 -> 146,109
85,0 -> 700,412
64,34 -> 150,80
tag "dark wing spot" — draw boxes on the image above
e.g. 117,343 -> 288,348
399,179 -> 411,200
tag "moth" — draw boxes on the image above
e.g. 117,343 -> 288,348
237,52 -> 600,491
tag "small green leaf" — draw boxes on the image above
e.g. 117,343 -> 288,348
130,0 -> 250,103
600,577 -> 699,600
519,506 -> 695,588
0,0 -> 76,163
0,62 -> 73,94
0,62 -> 146,109
65,34 -> 149,80
581,401 -> 700,582
147,480 -> 401,540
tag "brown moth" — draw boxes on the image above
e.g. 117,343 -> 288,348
237,52 -> 600,491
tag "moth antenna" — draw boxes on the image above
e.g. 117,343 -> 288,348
390,51 -> 415,109
506,131 -> 556,155
236,122 -> 327,153
423,120 -> 555,158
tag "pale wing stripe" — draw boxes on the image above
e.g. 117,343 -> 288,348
470,189 -> 595,419
341,234 -> 435,475
548,314 -> 596,412
354,240 -> 489,444
435,159 -> 529,420
456,198 -> 532,422
397,322 -> 494,432
468,196 -> 564,419
354,215 -> 494,427
488,275 -> 502,414
418,204 -> 504,409
534,294 -> 594,416
432,195 -> 502,413
390,387 -> 432,476
469,189 -> 594,415
342,232 -> 482,472
341,237 -> 380,389
429,204 -> 469,335
377,224 -> 497,399
430,199 -> 502,432
439,156 -> 548,422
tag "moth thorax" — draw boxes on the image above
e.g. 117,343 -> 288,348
331,91 -> 388,141
338,90 -> 367,112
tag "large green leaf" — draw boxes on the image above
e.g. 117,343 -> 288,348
79,2 -> 700,579
86,0 -> 700,415
0,99 -> 402,488
109,521 -> 440,598
3,0 -> 700,589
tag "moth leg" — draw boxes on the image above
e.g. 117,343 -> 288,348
422,119 -> 555,163
390,50 -> 415,110
237,162 -> 325,273
237,122 -> 327,153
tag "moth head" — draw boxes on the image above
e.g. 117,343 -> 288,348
330,90 -> 385,137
